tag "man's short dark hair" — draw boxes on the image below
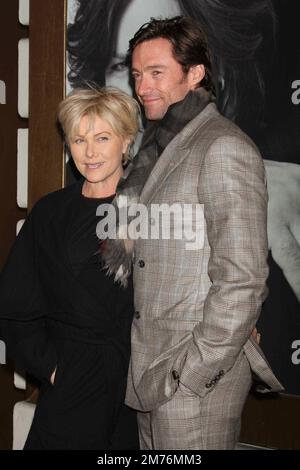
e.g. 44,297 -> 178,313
129,16 -> 214,93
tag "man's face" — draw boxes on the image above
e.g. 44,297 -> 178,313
105,0 -> 181,95
131,38 -> 197,120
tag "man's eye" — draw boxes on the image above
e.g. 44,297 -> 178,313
152,71 -> 162,77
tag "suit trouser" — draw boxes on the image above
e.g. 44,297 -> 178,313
137,351 -> 252,450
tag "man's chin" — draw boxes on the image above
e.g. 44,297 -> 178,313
145,107 -> 166,121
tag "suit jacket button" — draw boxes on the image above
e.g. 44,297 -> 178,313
135,311 -> 140,319
138,260 -> 145,268
172,370 -> 179,380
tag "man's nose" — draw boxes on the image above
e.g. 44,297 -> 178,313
136,74 -> 152,96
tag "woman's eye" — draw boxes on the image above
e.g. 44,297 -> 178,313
74,138 -> 84,144
97,136 -> 109,142
109,61 -> 128,73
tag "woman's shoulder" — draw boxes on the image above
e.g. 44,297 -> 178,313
30,180 -> 83,218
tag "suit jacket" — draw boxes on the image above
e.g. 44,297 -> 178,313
126,103 -> 283,412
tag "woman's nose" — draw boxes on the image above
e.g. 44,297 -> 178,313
86,141 -> 95,158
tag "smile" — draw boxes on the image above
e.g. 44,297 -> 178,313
142,97 -> 161,104
86,163 -> 104,169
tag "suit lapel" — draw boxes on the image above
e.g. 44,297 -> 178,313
140,144 -> 189,204
140,103 -> 217,205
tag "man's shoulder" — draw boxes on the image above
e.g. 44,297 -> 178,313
189,103 -> 257,150
195,103 -> 245,136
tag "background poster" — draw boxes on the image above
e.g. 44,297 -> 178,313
66,0 -> 300,394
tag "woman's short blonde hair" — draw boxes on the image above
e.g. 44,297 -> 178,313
57,85 -> 140,163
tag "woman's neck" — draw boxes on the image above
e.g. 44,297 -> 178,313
82,180 -> 116,198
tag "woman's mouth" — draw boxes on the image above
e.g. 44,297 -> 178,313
86,163 -> 103,169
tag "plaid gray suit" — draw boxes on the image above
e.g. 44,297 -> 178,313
125,103 -> 283,449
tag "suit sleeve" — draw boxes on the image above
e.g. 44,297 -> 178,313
179,134 -> 269,396
0,204 -> 57,383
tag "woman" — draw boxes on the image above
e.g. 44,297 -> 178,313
0,86 -> 140,449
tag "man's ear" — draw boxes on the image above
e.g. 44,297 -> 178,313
189,64 -> 205,89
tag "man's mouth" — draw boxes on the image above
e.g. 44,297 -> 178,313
141,97 -> 161,105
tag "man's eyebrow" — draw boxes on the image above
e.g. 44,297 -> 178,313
131,64 -> 167,72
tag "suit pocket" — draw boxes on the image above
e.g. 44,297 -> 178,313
154,318 -> 198,331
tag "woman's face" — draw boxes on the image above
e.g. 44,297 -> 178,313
105,0 -> 181,95
69,115 -> 130,195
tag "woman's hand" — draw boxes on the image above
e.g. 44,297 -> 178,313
251,327 -> 261,345
50,367 -> 57,385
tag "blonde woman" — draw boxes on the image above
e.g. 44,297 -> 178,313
0,87 -> 140,449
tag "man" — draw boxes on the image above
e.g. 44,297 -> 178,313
69,1 -> 300,396
102,16 -> 283,450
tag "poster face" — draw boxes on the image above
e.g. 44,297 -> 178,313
67,0 -> 181,94
67,0 -> 300,395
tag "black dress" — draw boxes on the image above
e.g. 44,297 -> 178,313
0,180 -> 138,449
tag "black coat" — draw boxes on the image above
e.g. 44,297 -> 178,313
0,181 -> 137,449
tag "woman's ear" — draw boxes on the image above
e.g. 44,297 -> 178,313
122,136 -> 132,154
